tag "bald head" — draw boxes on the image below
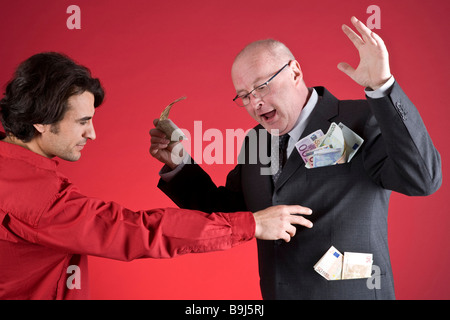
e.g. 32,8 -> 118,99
233,39 -> 295,68
231,39 -> 298,91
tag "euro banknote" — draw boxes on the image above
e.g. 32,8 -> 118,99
314,246 -> 373,281
313,246 -> 343,280
157,96 -> 187,142
296,122 -> 363,168
338,122 -> 364,162
342,251 -> 373,279
295,129 -> 325,167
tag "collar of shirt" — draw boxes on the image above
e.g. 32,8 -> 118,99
0,137 -> 59,171
286,88 -> 318,157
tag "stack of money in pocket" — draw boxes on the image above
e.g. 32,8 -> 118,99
314,246 -> 373,280
295,122 -> 364,168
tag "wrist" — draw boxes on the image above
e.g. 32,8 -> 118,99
365,75 -> 395,99
368,74 -> 393,91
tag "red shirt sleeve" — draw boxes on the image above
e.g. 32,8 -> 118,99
30,183 -> 255,260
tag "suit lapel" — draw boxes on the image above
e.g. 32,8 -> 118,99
274,87 -> 340,190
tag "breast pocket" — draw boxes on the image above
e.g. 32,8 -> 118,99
306,162 -> 351,180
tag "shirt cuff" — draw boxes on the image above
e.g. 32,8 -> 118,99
159,154 -> 190,182
225,211 -> 256,245
365,75 -> 395,99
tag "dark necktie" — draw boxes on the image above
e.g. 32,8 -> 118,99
272,134 -> 290,183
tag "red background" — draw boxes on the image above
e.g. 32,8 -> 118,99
0,0 -> 449,300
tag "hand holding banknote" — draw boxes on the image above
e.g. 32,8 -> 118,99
150,97 -> 188,169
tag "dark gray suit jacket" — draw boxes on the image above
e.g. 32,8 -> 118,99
158,83 -> 442,299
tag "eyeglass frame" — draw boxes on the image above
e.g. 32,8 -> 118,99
232,62 -> 291,107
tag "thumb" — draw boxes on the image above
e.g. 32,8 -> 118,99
337,62 -> 355,78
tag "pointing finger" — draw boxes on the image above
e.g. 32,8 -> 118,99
284,205 -> 313,216
290,215 -> 313,229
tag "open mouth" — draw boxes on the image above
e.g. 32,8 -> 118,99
261,110 -> 277,122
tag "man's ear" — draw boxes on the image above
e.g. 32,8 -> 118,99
289,60 -> 303,83
33,124 -> 47,134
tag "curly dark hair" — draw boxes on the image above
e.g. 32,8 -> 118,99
0,52 -> 105,142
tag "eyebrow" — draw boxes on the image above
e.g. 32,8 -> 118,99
75,109 -> 95,122
76,116 -> 93,122
236,77 -> 266,96
236,63 -> 289,96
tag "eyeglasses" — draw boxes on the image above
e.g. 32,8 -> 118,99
233,63 -> 290,107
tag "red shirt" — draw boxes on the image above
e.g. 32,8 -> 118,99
0,139 -> 255,299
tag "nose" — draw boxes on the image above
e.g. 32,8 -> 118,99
85,122 -> 96,141
248,94 -> 264,111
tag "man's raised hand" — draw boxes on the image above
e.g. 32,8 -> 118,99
337,16 -> 392,90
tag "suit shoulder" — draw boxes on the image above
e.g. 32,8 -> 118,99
336,97 -> 372,126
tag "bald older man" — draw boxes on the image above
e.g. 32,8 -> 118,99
150,17 -> 441,299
